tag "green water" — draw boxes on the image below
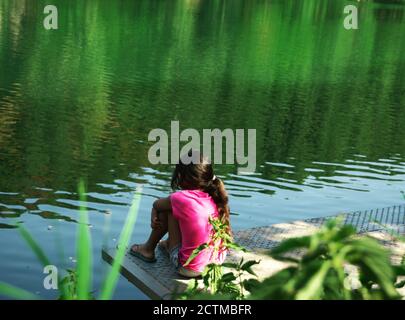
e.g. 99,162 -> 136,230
1,0 -> 405,299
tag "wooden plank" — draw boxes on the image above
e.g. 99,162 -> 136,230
102,247 -> 187,300
102,249 -> 169,299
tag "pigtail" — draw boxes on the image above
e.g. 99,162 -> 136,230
205,177 -> 232,237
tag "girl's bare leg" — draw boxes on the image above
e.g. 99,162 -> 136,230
144,209 -> 169,250
130,209 -> 169,259
131,208 -> 181,258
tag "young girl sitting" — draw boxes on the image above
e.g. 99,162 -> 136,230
130,150 -> 231,278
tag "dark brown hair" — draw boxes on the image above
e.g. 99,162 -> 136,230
171,150 -> 232,236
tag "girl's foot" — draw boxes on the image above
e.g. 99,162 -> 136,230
129,244 -> 156,263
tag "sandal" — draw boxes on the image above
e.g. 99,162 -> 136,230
129,244 -> 157,263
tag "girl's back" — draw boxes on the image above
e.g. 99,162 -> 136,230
171,189 -> 226,273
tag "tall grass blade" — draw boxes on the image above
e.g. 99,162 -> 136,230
99,186 -> 142,300
0,282 -> 40,300
17,224 -> 51,267
17,223 -> 71,299
76,179 -> 92,300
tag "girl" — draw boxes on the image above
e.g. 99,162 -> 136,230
130,150 -> 231,278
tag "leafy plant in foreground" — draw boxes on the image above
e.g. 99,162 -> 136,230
246,219 -> 405,300
182,218 -> 405,300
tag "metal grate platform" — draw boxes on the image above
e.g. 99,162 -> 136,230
236,204 -> 405,251
102,203 -> 405,299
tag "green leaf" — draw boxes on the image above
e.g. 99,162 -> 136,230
241,260 -> 260,271
238,257 -> 244,269
221,233 -> 233,242
222,262 -> 238,269
17,224 -> 51,267
248,267 -> 297,300
245,267 -> 257,277
226,242 -> 247,252
221,272 -> 237,282
99,186 -> 142,300
17,223 -> 70,299
241,260 -> 260,276
242,278 -> 261,293
76,179 -> 92,300
296,261 -> 331,300
270,236 -> 311,257
393,265 -> 405,277
395,280 -> 405,289
187,278 -> 199,291
0,282 -> 40,300
183,243 -> 209,267
333,225 -> 356,241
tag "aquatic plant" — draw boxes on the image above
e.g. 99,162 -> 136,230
0,181 -> 142,300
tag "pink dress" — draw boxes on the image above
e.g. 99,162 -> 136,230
170,190 -> 227,273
